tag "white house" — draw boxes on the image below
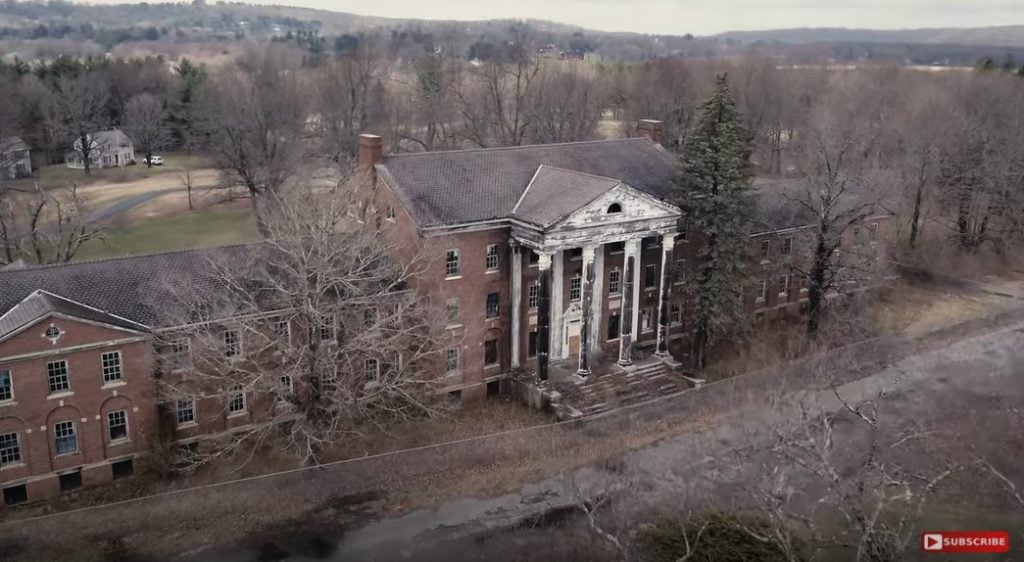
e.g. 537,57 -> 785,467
65,129 -> 135,170
0,136 -> 31,179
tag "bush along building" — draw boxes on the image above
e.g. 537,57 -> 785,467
0,123 -> 891,506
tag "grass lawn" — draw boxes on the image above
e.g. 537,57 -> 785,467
11,152 -> 210,191
74,208 -> 259,261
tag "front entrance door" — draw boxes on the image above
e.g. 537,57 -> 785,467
566,319 -> 581,357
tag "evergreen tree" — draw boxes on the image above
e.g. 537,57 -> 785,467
675,74 -> 754,369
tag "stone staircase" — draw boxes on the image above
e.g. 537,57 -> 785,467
570,360 -> 693,416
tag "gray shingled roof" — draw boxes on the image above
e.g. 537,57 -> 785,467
0,290 -> 148,340
0,136 -> 29,153
512,165 -> 622,228
377,138 -> 678,228
0,247 -> 245,332
92,129 -> 132,148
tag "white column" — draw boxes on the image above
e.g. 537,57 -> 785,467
577,245 -> 597,376
590,244 -> 605,347
510,244 -> 523,368
551,249 -> 564,360
618,238 -> 642,366
628,239 -> 642,347
655,232 -> 676,357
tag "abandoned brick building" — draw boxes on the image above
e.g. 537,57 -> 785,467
0,122 -> 890,505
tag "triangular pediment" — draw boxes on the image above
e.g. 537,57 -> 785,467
0,290 -> 148,344
547,183 -> 681,232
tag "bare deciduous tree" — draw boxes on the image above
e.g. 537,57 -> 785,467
156,177 -> 449,467
122,92 -> 169,168
0,183 -> 104,264
50,73 -> 110,175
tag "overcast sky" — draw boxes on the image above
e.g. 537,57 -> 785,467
186,1 -> 1023,35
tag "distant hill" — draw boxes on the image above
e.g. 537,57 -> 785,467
716,26 -> 1024,48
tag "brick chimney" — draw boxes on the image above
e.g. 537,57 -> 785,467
357,133 -> 384,172
637,119 -> 664,144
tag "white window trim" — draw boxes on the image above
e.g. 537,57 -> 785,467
101,350 -> 125,385
779,274 -> 790,297
569,274 -> 582,302
485,244 -> 500,273
445,348 -> 460,374
608,269 -> 622,295
177,398 -> 198,427
756,279 -> 768,302
53,421 -> 78,457
644,264 -> 658,291
0,369 -> 13,404
47,359 -> 71,395
364,358 -> 381,381
0,431 -> 23,468
444,249 -> 461,279
107,410 -> 130,443
224,329 -> 243,360
227,388 -> 247,417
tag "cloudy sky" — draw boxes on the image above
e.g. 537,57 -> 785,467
205,0 -> 1022,35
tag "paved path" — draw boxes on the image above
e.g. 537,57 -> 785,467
85,188 -> 182,223
188,320 -> 1024,561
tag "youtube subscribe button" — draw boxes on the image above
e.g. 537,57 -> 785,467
921,531 -> 1010,553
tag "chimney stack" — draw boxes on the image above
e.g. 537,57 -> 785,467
637,119 -> 664,144
357,133 -> 384,172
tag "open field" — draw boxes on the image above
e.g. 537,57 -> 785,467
74,207 -> 259,261
9,153 -> 210,192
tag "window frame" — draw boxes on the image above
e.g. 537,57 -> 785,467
227,387 -> 246,415
644,264 -> 657,289
0,370 -> 12,402
364,358 -> 380,382
223,329 -> 242,359
569,274 -> 582,302
444,348 -> 459,373
760,239 -> 771,260
757,279 -> 768,301
869,223 -> 880,240
101,351 -> 124,384
485,292 -> 500,319
446,298 -> 461,326
641,307 -> 656,332
779,274 -> 790,296
0,432 -> 21,466
272,318 -> 292,347
445,249 -> 461,278
169,339 -> 191,370
484,339 -> 499,367
319,314 -> 336,342
608,269 -> 622,295
485,244 -> 499,272
176,398 -> 196,426
47,360 -> 70,394
673,259 -> 686,284
53,421 -> 77,456
782,237 -> 794,255
107,410 -> 129,442
670,303 -> 682,324
527,282 -> 540,310
607,313 -> 621,341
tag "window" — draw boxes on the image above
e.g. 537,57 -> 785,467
484,339 -> 499,366
760,239 -> 770,259
224,330 -> 241,358
606,203 -> 622,214
608,269 -> 622,295
869,223 -> 880,240
54,421 -> 77,455
0,370 -> 11,402
363,307 -> 377,328
319,315 -> 336,341
608,313 -> 621,340
528,282 -> 540,309
227,387 -> 245,414
485,244 -> 499,271
673,259 -> 686,284
670,303 -> 682,324
644,264 -> 657,289
779,274 -> 790,295
486,293 -> 499,319
107,410 -> 128,441
445,249 -> 460,277
47,360 -> 69,393
445,348 -> 459,372
528,331 -> 538,358
385,206 -> 396,220
0,432 -> 20,466
757,279 -> 768,300
101,351 -> 123,384
446,298 -> 461,326
273,319 -> 291,346
642,307 -> 656,331
279,375 -> 293,395
570,275 -> 582,301
169,339 -> 191,370
364,358 -> 380,382
112,459 -> 134,480
782,237 -> 794,255
176,399 -> 196,425
59,470 -> 82,492
679,219 -> 689,241
3,485 -> 27,506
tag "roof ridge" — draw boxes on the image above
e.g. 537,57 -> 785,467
0,243 -> 256,274
382,137 -> 649,159
534,164 -> 623,185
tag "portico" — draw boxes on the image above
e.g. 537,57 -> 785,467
507,166 -> 682,379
